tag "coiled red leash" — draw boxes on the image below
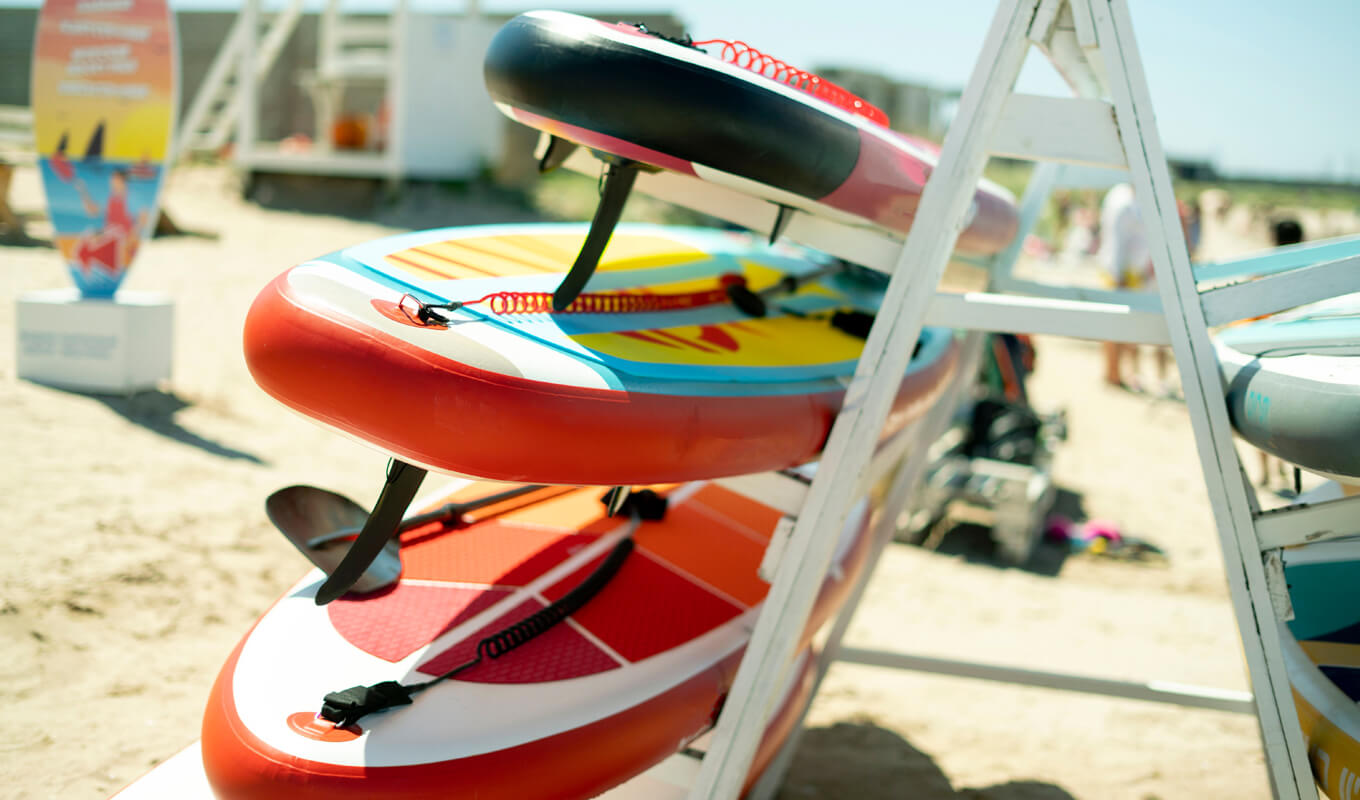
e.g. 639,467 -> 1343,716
693,39 -> 890,126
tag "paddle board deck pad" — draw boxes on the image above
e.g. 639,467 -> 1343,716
200,479 -> 871,800
484,11 -> 1018,257
244,223 -> 959,485
1279,520 -> 1360,799
1216,292 -> 1360,483
31,0 -> 177,298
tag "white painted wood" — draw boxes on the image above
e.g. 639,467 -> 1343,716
990,274 -> 1162,311
1036,2 -> 1107,99
1071,0 -> 1100,48
178,1 -> 303,160
232,146 -> 398,176
1254,494 -> 1360,550
384,0 -> 410,185
176,17 -> 244,158
991,94 -> 1125,168
1091,0 -> 1315,794
925,290 -> 1171,343
1200,253 -> 1360,326
687,2 -> 1039,797
746,331 -> 989,800
698,1 -> 1323,797
234,0 -> 258,166
835,648 -> 1257,715
1028,0 -> 1063,42
1194,233 -> 1360,285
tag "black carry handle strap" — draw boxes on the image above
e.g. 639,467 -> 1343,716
319,516 -> 643,728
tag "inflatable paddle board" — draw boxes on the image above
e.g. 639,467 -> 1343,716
1216,292 -> 1360,484
31,0 -> 176,298
244,223 -> 959,486
200,479 -> 873,800
484,11 -> 1018,256
1277,497 -> 1360,799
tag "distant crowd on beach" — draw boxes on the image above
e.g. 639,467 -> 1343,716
1028,182 -> 1317,488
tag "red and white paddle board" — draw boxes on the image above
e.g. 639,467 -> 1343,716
196,479 -> 871,800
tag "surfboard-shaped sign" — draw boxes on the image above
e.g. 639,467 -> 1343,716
31,0 -> 177,299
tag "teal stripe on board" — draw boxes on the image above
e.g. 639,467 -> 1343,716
1285,561 -> 1360,641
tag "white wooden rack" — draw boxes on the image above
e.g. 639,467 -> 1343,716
557,1 -> 1360,798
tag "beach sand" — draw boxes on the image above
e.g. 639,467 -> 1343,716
0,164 -> 1333,799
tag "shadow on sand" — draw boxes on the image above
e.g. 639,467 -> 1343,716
906,486 -> 1087,578
777,719 -> 1076,800
87,389 -> 266,464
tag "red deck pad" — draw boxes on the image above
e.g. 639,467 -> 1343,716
417,598 -> 620,682
542,550 -> 744,663
328,583 -> 512,663
399,521 -> 600,586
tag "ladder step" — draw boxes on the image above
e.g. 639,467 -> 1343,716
1254,493 -> 1360,550
1199,253 -> 1360,327
836,647 -> 1257,714
989,94 -> 1126,169
333,19 -> 391,44
1194,233 -> 1360,285
924,291 -> 1170,344
320,52 -> 391,80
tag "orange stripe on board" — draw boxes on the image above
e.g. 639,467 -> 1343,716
410,246 -> 501,277
417,240 -> 557,277
386,252 -> 458,280
634,502 -> 771,607
501,487 -> 614,532
443,237 -> 572,273
689,485 -> 782,544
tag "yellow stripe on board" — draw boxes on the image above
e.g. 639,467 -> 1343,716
571,314 -> 865,368
1300,640 -> 1360,669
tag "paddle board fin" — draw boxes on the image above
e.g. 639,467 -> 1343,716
315,459 -> 427,605
536,134 -> 578,173
552,158 -> 640,311
769,204 -> 794,245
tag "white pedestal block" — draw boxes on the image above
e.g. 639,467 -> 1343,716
16,289 -> 173,394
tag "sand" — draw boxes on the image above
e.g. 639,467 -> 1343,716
0,163 -> 1338,799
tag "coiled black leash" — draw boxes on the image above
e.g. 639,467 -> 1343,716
318,490 -> 667,728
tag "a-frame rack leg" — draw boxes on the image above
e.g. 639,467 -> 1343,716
1088,1 -> 1313,795
684,1 -> 1318,798
687,2 -> 1049,798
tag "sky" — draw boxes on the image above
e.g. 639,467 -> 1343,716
11,0 -> 1359,181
